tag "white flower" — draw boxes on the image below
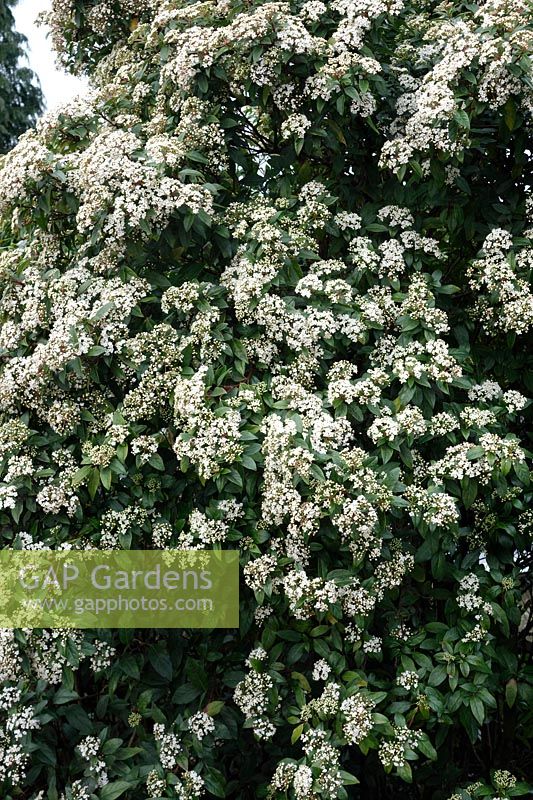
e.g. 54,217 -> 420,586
312,659 -> 331,681
341,694 -> 374,744
281,114 -> 312,140
397,670 -> 419,691
188,711 -> 215,740
153,724 -> 181,770
293,764 -> 313,799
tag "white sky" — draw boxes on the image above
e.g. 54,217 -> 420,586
13,0 -> 88,113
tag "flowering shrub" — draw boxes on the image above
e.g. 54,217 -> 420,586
0,0 -> 532,798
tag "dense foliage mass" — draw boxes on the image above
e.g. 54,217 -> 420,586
0,0 -> 532,798
0,0 -> 42,153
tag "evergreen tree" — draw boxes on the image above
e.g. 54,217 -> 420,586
0,0 -> 42,153
0,1 -> 531,798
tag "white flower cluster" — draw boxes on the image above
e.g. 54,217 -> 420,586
71,127 -> 214,247
244,554 -> 277,592
28,630 -> 86,685
399,274 -> 449,333
173,367 -> 243,480
396,670 -> 419,691
181,509 -> 229,548
333,496 -> 381,560
90,640 -> 116,671
367,406 -> 427,443
0,130 -> 54,214
153,722 -> 182,769
146,770 -> 166,798
152,519 -> 173,548
312,659 -> 331,681
493,770 -> 517,794
378,725 -> 422,769
429,435 -> 524,483
175,771 -> 206,799
99,506 -> 148,549
468,380 -> 503,403
0,687 -> 40,786
0,630 -> 23,682
234,668 -> 275,739
187,711 -> 215,740
372,337 -> 462,385
377,205 -> 414,229
405,486 -> 460,527
77,735 -> 108,788
281,113 -> 312,140
379,11 -> 531,170
302,682 -> 340,719
457,573 -> 493,618
293,764 -> 314,799
334,211 -> 362,231
363,635 -> 382,655
284,569 -> 341,620
468,232 -> 533,335
340,693 -> 375,744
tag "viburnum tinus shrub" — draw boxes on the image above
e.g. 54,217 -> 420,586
0,0 -> 532,798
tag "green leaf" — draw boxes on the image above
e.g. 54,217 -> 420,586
291,723 -> 304,744
505,678 -> 518,708
339,770 -> 360,785
100,467 -> 112,490
148,453 -> 165,471
91,302 -> 115,321
88,467 -> 100,499
53,687 -> 79,705
206,700 -> 225,716
513,460 -> 530,485
461,478 -> 478,509
397,762 -> 413,783
470,697 -> 485,725
71,465 -> 91,486
118,654 -> 140,680
504,100 -> 517,130
59,704 -> 92,733
428,665 -> 447,687
417,736 -> 437,760
172,682 -> 201,704
203,767 -> 226,798
466,446 -> 485,460
291,671 -> 311,692
100,781 -> 135,800
454,109 -> 470,129
101,738 -> 123,756
147,646 -> 173,681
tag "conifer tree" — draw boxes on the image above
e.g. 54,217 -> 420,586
0,0 -> 42,153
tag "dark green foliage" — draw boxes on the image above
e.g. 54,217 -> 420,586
0,0 -> 43,153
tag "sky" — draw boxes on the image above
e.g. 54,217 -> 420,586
13,0 -> 88,113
